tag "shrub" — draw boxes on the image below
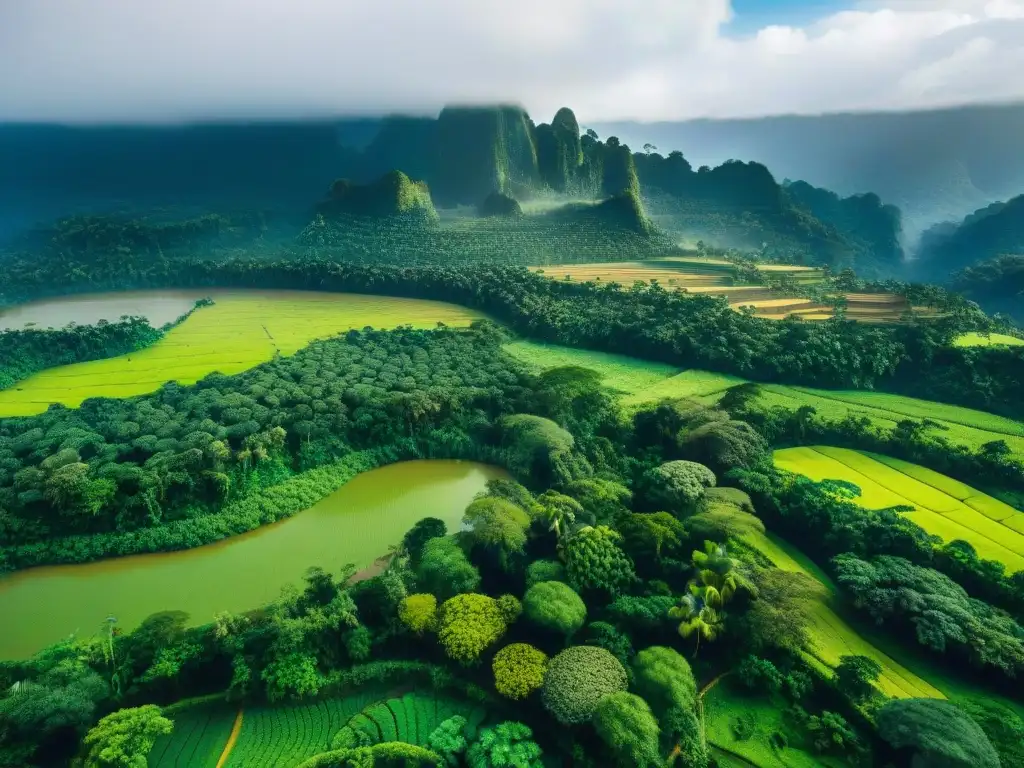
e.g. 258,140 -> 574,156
563,526 -> 636,597
399,594 -> 439,635
496,595 -> 522,625
467,722 -> 542,768
541,646 -> 628,724
523,581 -> 586,636
437,594 -> 509,665
644,460 -> 716,512
492,644 -> 548,700
592,692 -> 662,767
525,559 -> 566,587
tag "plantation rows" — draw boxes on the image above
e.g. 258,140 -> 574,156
149,703 -> 238,768
338,693 -> 488,748
775,447 -> 1024,572
223,692 -> 379,768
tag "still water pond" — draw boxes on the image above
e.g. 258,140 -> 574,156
0,290 -> 208,329
0,460 -> 505,659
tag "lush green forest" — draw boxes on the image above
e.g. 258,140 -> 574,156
1,104 -> 1023,768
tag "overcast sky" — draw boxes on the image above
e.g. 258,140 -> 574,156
1,0 -> 1022,124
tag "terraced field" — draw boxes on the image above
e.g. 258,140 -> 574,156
530,259 -> 924,323
774,447 -> 1024,572
745,531 -> 944,700
0,290 -> 481,417
954,332 -> 1024,348
502,341 -> 742,406
150,702 -> 239,768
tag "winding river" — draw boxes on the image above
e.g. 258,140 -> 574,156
0,460 -> 506,659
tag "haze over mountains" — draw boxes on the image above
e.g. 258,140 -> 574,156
592,102 -> 1024,245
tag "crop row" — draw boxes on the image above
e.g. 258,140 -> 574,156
150,703 -> 238,768
775,447 -> 1024,572
341,693 -> 488,748
223,693 -> 377,768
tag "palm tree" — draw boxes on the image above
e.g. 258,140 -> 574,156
535,491 -> 582,540
669,592 -> 724,657
691,541 -> 757,605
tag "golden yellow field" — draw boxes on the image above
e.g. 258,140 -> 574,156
0,290 -> 481,417
774,446 -> 1024,572
530,260 -> 924,323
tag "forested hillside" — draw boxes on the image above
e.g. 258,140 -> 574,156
591,102 -> 1024,239
0,105 -> 907,272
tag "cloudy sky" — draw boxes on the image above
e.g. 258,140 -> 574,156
1,0 -> 1022,123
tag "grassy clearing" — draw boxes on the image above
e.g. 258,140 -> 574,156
703,682 -> 844,768
150,703 -> 239,768
0,290 -> 481,417
744,531 -> 943,700
502,340 -> 741,406
774,447 -> 1024,572
953,332 -> 1024,348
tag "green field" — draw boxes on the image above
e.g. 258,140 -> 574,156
150,702 -> 239,768
745,531 -> 944,700
223,693 -> 379,768
0,290 -> 481,417
954,332 -> 1024,348
757,384 -> 1024,460
703,682 -> 845,768
503,341 -> 1024,459
774,447 -> 1024,572
335,693 -> 487,749
221,692 -> 485,767
502,341 -> 743,406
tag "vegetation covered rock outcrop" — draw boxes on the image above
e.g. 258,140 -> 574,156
315,170 -> 438,221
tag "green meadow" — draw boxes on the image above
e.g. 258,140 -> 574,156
0,290 -> 480,417
953,332 -> 1024,348
774,446 -> 1024,572
743,531 -> 943,700
503,341 -> 1024,460
502,340 -> 746,406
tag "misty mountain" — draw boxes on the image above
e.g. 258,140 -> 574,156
917,194 -> 1024,279
0,121 -> 379,239
589,102 -> 1024,245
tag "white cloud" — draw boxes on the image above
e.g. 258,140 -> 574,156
0,0 -> 1020,123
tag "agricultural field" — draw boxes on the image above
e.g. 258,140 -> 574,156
149,702 -> 239,768
502,341 -> 742,406
336,693 -> 488,748
220,692 -> 486,767
222,692 -> 379,768
703,681 -> 846,768
756,383 -> 1024,460
530,259 -> 929,323
0,290 -> 481,417
744,531 -> 944,700
505,341 -> 1024,460
953,331 -> 1024,348
774,447 -> 1024,572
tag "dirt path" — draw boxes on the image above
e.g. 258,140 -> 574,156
215,709 -> 244,768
